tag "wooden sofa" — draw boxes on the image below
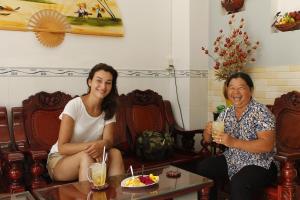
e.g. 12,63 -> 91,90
10,90 -> 211,191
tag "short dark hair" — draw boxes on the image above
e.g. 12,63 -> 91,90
86,63 -> 118,120
226,72 -> 254,91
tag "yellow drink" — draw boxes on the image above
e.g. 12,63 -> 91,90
89,163 -> 107,187
212,121 -> 224,139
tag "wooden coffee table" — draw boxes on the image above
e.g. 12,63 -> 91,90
33,165 -> 213,200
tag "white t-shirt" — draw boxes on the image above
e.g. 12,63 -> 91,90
49,97 -> 116,154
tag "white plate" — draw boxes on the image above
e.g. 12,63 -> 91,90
121,175 -> 159,188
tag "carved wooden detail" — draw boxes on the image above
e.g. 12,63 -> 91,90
23,91 -> 72,110
127,89 -> 162,106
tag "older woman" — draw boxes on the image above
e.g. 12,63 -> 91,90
196,72 -> 277,200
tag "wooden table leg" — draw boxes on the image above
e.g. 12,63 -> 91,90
198,186 -> 210,200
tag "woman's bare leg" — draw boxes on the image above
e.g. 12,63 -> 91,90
107,148 -> 125,176
52,151 -> 95,182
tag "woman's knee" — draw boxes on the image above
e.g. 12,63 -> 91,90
107,148 -> 124,175
108,148 -> 123,160
78,151 -> 95,165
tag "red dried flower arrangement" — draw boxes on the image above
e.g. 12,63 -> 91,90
202,14 -> 260,81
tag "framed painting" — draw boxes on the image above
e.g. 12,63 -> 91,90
0,0 -> 124,37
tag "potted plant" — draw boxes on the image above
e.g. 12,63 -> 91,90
201,14 -> 259,101
202,14 -> 259,82
213,105 -> 226,120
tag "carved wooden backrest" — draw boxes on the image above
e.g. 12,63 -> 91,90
22,91 -> 72,150
125,90 -> 167,148
272,91 -> 300,154
115,94 -> 130,151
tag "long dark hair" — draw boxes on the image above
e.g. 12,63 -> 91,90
86,63 -> 118,120
226,71 -> 254,91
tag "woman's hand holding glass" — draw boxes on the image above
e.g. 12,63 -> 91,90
204,121 -> 233,146
203,121 -> 213,142
213,129 -> 235,147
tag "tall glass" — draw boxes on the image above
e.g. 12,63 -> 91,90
87,163 -> 107,187
212,121 -> 224,139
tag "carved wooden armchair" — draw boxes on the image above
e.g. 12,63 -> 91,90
118,89 -> 210,170
264,91 -> 300,200
11,91 -> 72,190
0,107 -> 25,193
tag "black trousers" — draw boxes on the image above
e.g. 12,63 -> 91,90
195,155 -> 277,200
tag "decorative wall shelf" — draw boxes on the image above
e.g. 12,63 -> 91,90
272,1 -> 300,33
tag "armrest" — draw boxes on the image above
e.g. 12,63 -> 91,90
172,126 -> 214,157
163,100 -> 213,156
11,107 -> 29,151
173,125 -> 204,135
275,152 -> 300,162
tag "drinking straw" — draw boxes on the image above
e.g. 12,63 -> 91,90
104,152 -> 108,163
130,165 -> 134,178
102,146 -> 106,164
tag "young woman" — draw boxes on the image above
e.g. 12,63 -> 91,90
47,63 -> 124,182
196,72 -> 277,200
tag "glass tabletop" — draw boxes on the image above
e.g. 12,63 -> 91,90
33,165 -> 213,200
0,191 -> 35,200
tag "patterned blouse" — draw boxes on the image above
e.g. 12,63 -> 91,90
218,98 -> 275,179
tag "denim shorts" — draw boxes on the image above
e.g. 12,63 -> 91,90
47,152 -> 64,180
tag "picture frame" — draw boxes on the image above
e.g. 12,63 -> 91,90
0,0 -> 124,37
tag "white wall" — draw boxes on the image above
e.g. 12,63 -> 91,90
0,0 -> 171,69
0,0 -> 209,132
190,0 -> 209,129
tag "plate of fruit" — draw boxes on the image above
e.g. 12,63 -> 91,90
121,174 -> 159,188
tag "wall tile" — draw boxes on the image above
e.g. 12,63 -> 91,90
208,65 -> 300,115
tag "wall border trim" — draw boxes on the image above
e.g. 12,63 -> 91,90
0,67 -> 208,78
